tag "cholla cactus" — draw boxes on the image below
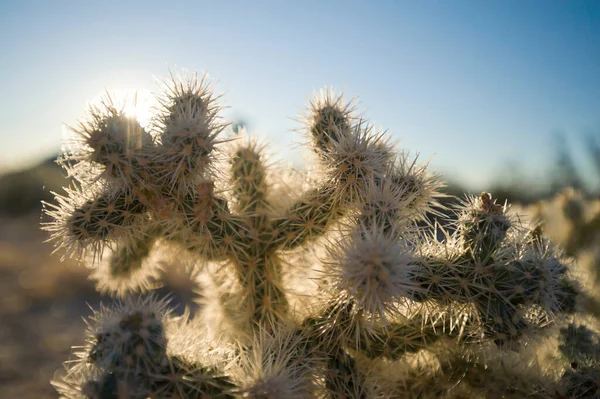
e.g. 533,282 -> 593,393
44,69 -> 591,398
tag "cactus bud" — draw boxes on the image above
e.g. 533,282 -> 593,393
325,224 -> 420,322
459,192 -> 511,262
307,88 -> 354,155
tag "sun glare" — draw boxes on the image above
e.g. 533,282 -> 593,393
123,90 -> 156,129
90,88 -> 157,129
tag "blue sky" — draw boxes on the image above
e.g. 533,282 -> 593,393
1,0 -> 599,190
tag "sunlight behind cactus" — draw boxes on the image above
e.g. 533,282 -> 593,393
42,69 -> 594,398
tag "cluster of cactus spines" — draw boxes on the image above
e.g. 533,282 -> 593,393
407,193 -> 579,350
44,69 -> 594,398
53,296 -> 236,398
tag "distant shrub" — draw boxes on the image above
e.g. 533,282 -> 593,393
0,156 -> 65,216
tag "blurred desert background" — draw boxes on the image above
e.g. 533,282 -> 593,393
0,157 -> 101,397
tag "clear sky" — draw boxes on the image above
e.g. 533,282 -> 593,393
1,0 -> 599,190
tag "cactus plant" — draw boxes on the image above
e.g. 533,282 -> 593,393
43,69 -> 594,398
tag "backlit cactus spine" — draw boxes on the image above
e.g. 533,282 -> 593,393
44,69 -> 588,398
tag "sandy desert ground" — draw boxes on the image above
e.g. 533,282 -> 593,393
0,213 -> 105,397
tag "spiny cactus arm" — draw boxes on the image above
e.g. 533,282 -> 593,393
458,192 -> 512,263
43,185 -> 149,260
437,355 -> 554,399
108,226 -> 160,267
234,327 -> 319,398
270,91 -> 396,251
153,71 -> 228,193
302,295 -> 463,363
389,153 -> 447,221
170,188 -> 248,260
192,140 -> 299,331
66,347 -> 237,399
413,252 -> 575,310
324,349 -> 369,399
150,356 -> 237,399
412,256 -> 578,347
410,266 -> 520,349
229,141 -> 271,218
270,183 -> 343,250
352,317 -> 464,360
54,297 -> 239,399
306,89 -> 392,181
355,162 -> 445,234
168,180 -> 293,331
296,302 -> 368,398
229,253 -> 290,329
90,226 -> 164,297
316,121 -> 395,205
411,194 -> 580,347
305,87 -> 357,154
64,96 -> 156,189
311,304 -> 441,359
